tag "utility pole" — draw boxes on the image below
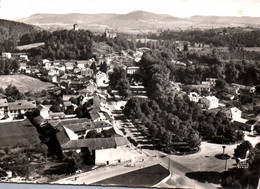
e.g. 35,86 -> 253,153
168,154 -> 171,172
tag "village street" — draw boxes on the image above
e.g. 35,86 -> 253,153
53,87 -> 260,189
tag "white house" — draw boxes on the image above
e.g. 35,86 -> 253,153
126,66 -> 139,75
200,96 -> 219,110
189,92 -> 201,102
96,71 -> 109,87
2,52 -> 11,59
19,55 -> 29,61
8,100 -> 36,118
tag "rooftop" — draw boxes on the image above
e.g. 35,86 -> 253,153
8,100 -> 36,111
61,137 -> 128,151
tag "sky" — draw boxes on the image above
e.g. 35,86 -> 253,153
1,0 -> 260,20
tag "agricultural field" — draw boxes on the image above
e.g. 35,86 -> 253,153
16,42 -> 45,51
0,74 -> 55,93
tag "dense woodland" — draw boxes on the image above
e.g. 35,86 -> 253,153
149,28 -> 260,47
0,19 -> 38,53
123,50 -> 245,150
27,30 -> 93,60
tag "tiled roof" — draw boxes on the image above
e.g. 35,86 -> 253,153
8,100 -> 36,111
0,99 -> 8,107
55,118 -> 92,132
61,137 -> 128,150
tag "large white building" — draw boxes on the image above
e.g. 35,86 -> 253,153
199,96 -> 219,110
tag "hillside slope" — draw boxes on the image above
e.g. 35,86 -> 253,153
16,10 -> 260,32
0,19 -> 39,41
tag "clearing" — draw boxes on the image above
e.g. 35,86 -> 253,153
0,74 -> 55,93
244,47 -> 260,52
16,42 -> 45,51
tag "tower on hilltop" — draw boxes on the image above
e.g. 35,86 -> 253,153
73,24 -> 78,31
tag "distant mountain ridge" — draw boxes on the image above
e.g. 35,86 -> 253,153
16,10 -> 260,33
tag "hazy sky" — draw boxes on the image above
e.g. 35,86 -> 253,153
1,0 -> 260,20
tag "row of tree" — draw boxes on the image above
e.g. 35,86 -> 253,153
123,50 -> 245,149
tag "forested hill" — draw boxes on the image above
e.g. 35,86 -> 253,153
0,19 -> 38,41
0,19 -> 39,53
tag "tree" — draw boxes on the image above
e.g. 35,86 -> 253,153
90,62 -> 97,73
5,85 -> 23,101
215,79 -> 227,90
50,104 -> 62,112
86,130 -> 99,138
123,98 -> 141,118
69,97 -> 78,105
100,61 -> 108,73
187,131 -> 201,148
234,140 -> 254,159
116,78 -> 130,98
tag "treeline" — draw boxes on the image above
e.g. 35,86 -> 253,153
0,58 -> 20,75
173,54 -> 260,85
25,30 -> 93,60
149,28 -> 260,47
19,30 -> 51,45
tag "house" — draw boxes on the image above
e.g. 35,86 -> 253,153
95,71 -> 109,87
85,80 -> 98,94
55,65 -> 66,72
48,111 -> 66,120
60,136 -> 131,165
0,99 -> 8,118
62,95 -> 79,102
205,78 -> 217,86
76,61 -> 88,69
74,68 -> 81,74
105,29 -> 117,39
69,81 -> 84,90
89,109 -> 108,122
188,92 -> 201,102
199,96 -> 219,110
8,100 -> 36,117
222,107 -> 246,122
2,52 -> 11,59
49,75 -> 58,83
19,55 -> 29,61
19,62 -> 27,71
126,66 -> 139,75
0,119 -> 40,148
81,68 -> 94,77
190,84 -> 211,93
244,119 -> 259,132
65,62 -> 75,71
48,68 -> 59,76
37,104 -> 51,119
231,83 -> 256,94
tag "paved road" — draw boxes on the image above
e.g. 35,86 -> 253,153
107,100 -> 218,188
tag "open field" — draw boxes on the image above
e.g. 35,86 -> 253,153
16,42 -> 45,51
94,164 -> 169,187
0,74 -> 55,92
244,47 -> 260,52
